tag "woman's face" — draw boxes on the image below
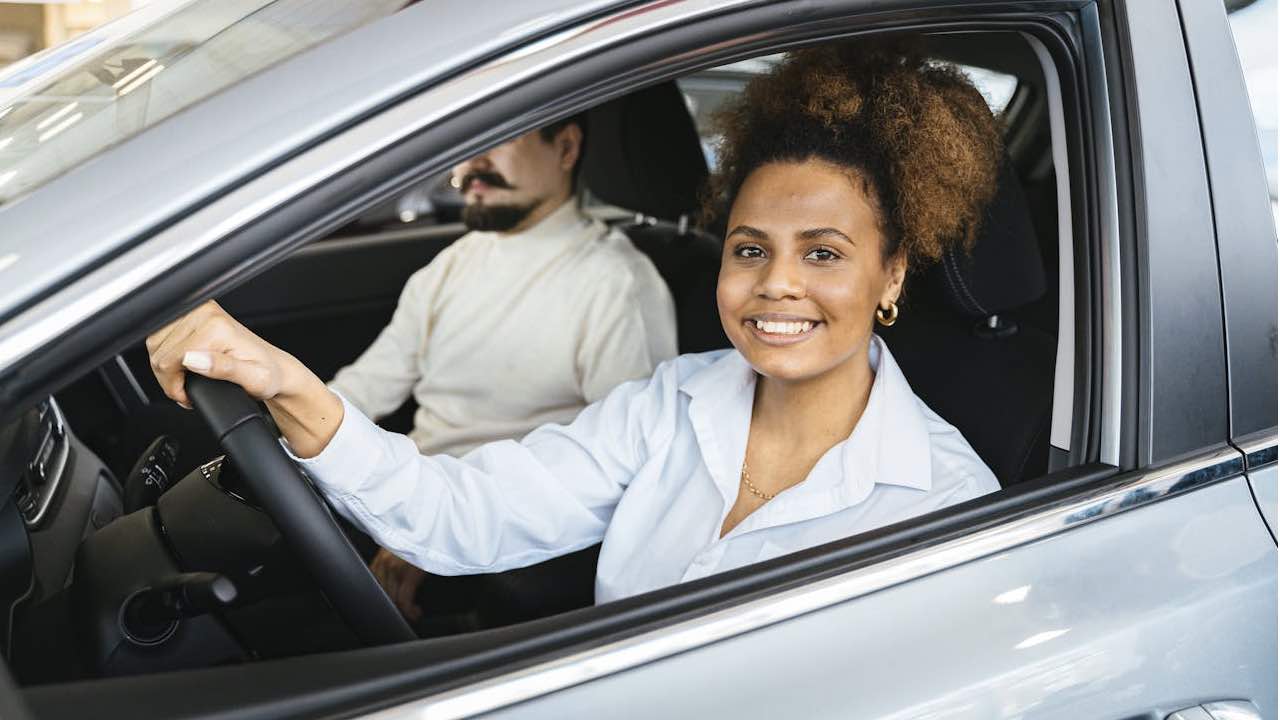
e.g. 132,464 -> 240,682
717,159 -> 906,384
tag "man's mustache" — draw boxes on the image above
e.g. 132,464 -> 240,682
459,171 -> 514,192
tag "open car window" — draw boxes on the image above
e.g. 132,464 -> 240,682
13,0 -> 1223,712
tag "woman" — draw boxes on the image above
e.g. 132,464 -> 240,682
147,41 -> 1003,605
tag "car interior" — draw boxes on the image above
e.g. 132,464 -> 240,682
2,29 -> 1074,691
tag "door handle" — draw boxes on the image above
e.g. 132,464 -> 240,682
1167,701 -> 1263,720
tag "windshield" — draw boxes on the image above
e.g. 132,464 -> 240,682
0,0 -> 403,206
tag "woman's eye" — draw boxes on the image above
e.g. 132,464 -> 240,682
734,245 -> 766,259
805,247 -> 840,262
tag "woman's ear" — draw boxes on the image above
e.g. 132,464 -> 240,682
882,253 -> 908,305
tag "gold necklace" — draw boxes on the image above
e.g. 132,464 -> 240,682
740,464 -> 775,501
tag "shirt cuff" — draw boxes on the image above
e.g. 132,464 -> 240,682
279,391 -> 380,497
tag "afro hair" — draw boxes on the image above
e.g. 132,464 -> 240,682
703,37 -> 1003,267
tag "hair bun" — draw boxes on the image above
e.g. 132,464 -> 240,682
706,35 -> 1002,265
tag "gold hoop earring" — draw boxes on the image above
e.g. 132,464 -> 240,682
876,301 -> 899,327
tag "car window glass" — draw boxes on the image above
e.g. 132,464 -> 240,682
0,0 -> 403,206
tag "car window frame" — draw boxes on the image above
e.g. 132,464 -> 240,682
13,1 -> 1151,717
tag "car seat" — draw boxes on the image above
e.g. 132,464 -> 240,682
581,81 -> 728,353
877,160 -> 1055,486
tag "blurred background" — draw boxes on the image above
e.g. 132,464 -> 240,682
0,1 -> 144,65
0,0 -> 1275,216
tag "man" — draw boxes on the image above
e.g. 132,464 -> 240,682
328,115 -> 678,621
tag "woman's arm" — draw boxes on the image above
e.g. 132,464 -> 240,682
299,382 -> 660,574
147,301 -> 343,458
147,301 -> 668,574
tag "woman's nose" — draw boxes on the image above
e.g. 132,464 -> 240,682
755,257 -> 805,300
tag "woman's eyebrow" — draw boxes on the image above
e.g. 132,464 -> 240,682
727,224 -> 768,240
798,227 -> 854,244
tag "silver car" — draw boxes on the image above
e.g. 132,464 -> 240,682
0,0 -> 1274,718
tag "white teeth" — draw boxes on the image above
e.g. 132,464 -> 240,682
753,320 -> 815,335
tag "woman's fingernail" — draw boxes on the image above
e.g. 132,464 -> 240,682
182,351 -> 212,372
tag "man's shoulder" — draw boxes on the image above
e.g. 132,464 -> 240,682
572,224 -> 670,291
402,233 -> 478,286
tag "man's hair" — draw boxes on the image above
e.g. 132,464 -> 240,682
703,37 -> 1002,267
538,112 -> 590,192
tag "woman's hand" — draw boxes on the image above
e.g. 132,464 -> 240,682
369,548 -> 426,623
146,301 -> 343,458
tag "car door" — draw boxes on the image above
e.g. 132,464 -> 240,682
1,0 -> 1274,718
1177,0 -> 1279,551
370,1 -> 1279,717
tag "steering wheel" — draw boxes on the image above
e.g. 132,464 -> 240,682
185,374 -> 415,645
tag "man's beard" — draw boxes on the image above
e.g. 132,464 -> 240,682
461,201 -> 538,232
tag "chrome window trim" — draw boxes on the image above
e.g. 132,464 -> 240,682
1240,435 -> 1278,470
363,447 -> 1243,720
0,0 -> 760,376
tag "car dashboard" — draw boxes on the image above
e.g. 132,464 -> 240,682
1,398 -> 125,681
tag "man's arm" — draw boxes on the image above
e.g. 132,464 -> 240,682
577,260 -> 679,402
328,266 -> 436,421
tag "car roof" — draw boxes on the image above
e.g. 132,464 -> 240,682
0,0 -> 636,325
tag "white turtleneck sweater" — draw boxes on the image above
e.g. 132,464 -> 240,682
329,200 -> 678,457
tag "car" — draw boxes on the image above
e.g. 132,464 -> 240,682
0,0 -> 1274,718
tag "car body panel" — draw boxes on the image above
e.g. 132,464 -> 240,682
1176,0 -> 1279,442
1248,463 -> 1277,543
459,475 -> 1278,719
1119,0 -> 1230,465
0,0 -> 631,326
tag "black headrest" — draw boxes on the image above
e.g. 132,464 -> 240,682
926,160 -> 1046,318
581,82 -> 709,221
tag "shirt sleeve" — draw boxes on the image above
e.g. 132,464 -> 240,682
327,262 -> 438,421
296,365 -> 674,575
576,257 -> 679,403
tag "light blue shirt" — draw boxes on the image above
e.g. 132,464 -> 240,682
298,335 -> 1000,604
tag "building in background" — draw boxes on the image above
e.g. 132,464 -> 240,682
0,1 -> 150,68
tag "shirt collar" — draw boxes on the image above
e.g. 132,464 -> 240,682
680,335 -> 933,514
841,335 -> 933,493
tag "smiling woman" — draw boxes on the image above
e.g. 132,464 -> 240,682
143,36 -> 1004,601
707,39 -> 1003,538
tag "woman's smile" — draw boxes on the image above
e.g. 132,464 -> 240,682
744,314 -> 824,345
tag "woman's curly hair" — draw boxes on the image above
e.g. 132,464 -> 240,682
704,38 -> 1002,266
